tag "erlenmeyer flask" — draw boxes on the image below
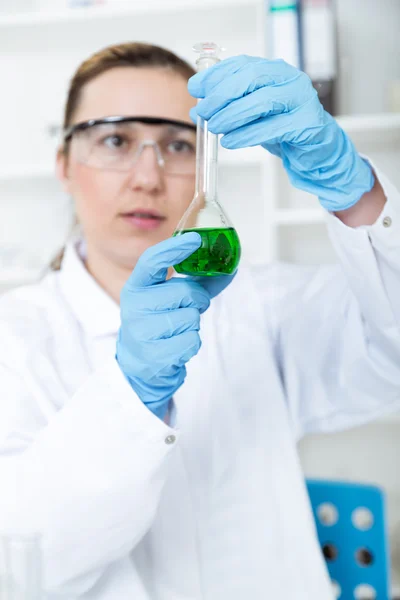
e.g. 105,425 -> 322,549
173,42 -> 241,277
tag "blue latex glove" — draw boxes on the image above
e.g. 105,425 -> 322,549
116,233 -> 235,420
189,56 -> 374,211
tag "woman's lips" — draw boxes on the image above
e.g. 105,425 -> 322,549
121,211 -> 166,231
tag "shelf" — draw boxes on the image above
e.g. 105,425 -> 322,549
0,164 -> 55,181
336,113 -> 400,145
0,113 -> 399,182
219,145 -> 267,165
0,0 -> 259,27
336,112 -> 400,134
0,148 -> 266,182
376,413 -> 400,425
272,208 -> 326,226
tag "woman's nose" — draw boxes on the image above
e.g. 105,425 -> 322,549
126,142 -> 165,192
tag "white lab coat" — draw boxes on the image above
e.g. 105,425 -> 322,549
1,166 -> 400,600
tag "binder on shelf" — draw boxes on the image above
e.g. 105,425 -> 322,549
266,0 -> 337,115
266,0 -> 303,69
300,0 -> 337,115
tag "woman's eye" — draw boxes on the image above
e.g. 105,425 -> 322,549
166,140 -> 195,154
102,135 -> 126,149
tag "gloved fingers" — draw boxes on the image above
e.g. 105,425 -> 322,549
188,55 -> 298,99
261,141 -> 283,158
189,105 -> 200,125
131,366 -> 187,403
150,330 -> 202,370
164,278 -> 211,312
191,62 -> 289,121
187,271 -> 237,299
125,278 -> 211,314
210,76 -> 313,134
119,329 -> 201,380
193,66 -> 305,126
132,307 -> 201,341
125,232 -> 201,289
188,55 -> 256,98
219,118 -> 285,150
219,95 -> 323,150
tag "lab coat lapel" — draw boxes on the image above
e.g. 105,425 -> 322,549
58,239 -> 121,338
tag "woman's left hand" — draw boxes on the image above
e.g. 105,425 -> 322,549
189,56 -> 374,212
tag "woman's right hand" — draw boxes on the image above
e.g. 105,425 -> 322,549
116,233 -> 210,420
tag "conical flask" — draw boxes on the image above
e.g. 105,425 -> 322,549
173,42 -> 241,277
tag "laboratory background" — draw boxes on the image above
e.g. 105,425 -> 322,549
0,0 -> 400,597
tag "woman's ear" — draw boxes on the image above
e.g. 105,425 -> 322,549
56,146 -> 72,194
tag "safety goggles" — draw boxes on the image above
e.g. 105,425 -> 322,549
63,116 -> 197,176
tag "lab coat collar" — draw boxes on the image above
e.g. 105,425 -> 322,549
58,238 -> 121,338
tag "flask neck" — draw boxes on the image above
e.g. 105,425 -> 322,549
195,113 -> 218,205
196,55 -> 219,71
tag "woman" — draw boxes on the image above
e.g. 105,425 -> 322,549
1,42 -> 400,600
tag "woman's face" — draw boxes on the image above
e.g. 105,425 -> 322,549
57,66 -> 197,270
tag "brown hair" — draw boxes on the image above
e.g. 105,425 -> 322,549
51,42 -> 195,270
63,41 -> 196,132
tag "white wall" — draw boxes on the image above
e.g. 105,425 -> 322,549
335,0 -> 400,114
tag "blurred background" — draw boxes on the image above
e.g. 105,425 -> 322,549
0,0 -> 399,595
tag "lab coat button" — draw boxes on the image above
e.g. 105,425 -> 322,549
382,216 -> 392,228
165,435 -> 176,445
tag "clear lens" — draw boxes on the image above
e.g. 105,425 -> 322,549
71,122 -> 196,175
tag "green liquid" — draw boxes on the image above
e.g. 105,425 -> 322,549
174,227 -> 241,277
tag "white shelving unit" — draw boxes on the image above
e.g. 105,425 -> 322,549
0,0 -> 260,25
2,112 -> 399,177
1,0 -> 400,589
0,112 -> 399,265
0,0 -> 399,271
